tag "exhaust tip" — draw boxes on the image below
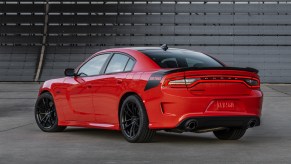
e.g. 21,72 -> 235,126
248,120 -> 257,128
184,119 -> 197,131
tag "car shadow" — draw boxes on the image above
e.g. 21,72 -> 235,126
63,128 -> 250,144
153,132 -> 219,144
64,128 -> 124,140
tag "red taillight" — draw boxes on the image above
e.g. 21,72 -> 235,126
163,77 -> 198,88
163,76 -> 260,89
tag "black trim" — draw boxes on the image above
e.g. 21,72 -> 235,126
123,58 -> 131,72
178,116 -> 260,130
100,53 -> 115,75
165,67 -> 259,74
144,70 -> 167,91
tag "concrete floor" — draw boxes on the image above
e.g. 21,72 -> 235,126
0,82 -> 291,164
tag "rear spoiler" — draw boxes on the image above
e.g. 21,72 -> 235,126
165,67 -> 259,74
144,67 -> 258,91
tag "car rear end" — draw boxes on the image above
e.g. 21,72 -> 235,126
139,48 -> 263,133
159,67 -> 263,132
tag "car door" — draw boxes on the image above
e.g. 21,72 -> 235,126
65,53 -> 111,122
93,53 -> 136,124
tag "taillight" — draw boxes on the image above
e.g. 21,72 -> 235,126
163,76 -> 260,89
243,78 -> 259,87
164,78 -> 198,87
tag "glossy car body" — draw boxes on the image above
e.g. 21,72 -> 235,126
37,47 -> 263,141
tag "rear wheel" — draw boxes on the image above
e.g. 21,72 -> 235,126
35,92 -> 66,132
120,95 -> 155,143
213,128 -> 246,140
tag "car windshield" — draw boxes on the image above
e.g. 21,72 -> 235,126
140,49 -> 223,68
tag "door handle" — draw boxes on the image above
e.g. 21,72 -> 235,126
117,79 -> 123,84
87,84 -> 92,88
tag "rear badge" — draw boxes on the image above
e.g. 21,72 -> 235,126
216,100 -> 236,111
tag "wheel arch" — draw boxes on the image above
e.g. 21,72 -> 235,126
38,89 -> 56,99
39,90 -> 50,95
118,92 -> 143,122
118,91 -> 156,142
37,89 -> 66,123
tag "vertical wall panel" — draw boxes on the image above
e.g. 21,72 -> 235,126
0,1 -> 291,82
0,2 -> 45,81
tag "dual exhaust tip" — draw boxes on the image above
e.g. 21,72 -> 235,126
184,119 -> 198,131
248,119 -> 257,128
183,119 -> 257,131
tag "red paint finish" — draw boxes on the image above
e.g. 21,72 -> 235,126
38,47 -> 263,130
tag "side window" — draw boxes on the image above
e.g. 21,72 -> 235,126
105,53 -> 130,74
77,53 -> 110,76
124,59 -> 135,71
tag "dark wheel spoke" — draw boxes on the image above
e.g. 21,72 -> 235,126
122,118 -> 132,124
129,124 -> 135,137
124,109 -> 132,117
126,104 -> 134,115
40,114 -> 48,123
49,101 -> 54,108
131,103 -> 137,115
48,116 -> 53,126
124,122 -> 133,129
42,115 -> 50,126
132,123 -> 136,136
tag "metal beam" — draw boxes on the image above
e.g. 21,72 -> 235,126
34,0 -> 49,82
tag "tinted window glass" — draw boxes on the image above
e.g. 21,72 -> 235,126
124,59 -> 135,71
105,54 -> 129,74
78,53 -> 110,76
140,49 -> 223,68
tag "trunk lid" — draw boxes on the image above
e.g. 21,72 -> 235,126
163,67 -> 260,96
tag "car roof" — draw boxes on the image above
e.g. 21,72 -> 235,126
129,47 -> 185,51
99,47 -> 202,54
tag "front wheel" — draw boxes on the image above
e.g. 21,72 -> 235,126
35,92 -> 66,132
213,128 -> 246,140
120,95 -> 155,143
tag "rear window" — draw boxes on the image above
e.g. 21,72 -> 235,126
140,49 -> 223,68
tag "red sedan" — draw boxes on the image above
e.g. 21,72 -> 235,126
35,45 -> 263,143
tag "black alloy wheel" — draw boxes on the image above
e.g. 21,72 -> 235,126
35,92 -> 66,132
121,101 -> 140,138
120,95 -> 155,143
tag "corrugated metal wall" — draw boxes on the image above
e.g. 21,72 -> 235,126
0,0 -> 291,82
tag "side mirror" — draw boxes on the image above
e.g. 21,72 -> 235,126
64,68 -> 75,77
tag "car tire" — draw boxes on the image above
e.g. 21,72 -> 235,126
35,92 -> 66,132
120,95 -> 155,143
213,128 -> 246,140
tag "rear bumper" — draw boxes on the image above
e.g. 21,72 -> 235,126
144,89 -> 263,129
178,116 -> 260,131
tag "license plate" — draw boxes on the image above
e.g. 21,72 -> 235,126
216,100 -> 236,111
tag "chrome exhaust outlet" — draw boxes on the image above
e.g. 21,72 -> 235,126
248,120 -> 257,128
184,119 -> 197,131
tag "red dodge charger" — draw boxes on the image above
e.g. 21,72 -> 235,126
35,45 -> 263,142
